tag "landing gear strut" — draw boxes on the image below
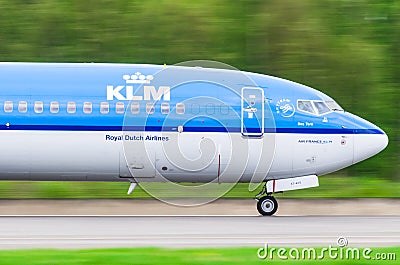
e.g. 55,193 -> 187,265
255,183 -> 278,216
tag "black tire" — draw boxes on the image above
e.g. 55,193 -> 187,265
257,196 -> 278,216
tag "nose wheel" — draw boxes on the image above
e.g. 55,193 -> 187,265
256,195 -> 278,216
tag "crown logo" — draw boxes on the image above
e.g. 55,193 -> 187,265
122,72 -> 153,84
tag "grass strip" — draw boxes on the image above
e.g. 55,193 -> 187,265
0,175 -> 398,199
0,247 -> 398,265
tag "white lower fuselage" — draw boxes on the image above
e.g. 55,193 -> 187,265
0,130 -> 386,183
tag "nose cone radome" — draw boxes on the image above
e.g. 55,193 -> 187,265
353,129 -> 388,164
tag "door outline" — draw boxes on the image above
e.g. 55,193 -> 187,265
241,87 -> 264,137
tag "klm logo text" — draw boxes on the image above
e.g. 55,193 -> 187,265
106,72 -> 170,101
107,85 -> 170,101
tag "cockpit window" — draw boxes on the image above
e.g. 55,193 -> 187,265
325,100 -> 344,112
297,100 -> 316,114
313,101 -> 331,115
298,100 -> 337,116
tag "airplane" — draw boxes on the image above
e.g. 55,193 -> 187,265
0,62 -> 388,215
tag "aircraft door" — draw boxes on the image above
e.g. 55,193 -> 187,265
241,87 -> 264,137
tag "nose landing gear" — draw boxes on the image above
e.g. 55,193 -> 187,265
254,176 -> 319,216
256,195 -> 278,216
254,183 -> 278,216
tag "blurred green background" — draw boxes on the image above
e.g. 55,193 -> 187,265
0,0 -> 398,198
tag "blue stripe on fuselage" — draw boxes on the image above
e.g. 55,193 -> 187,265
0,124 -> 384,134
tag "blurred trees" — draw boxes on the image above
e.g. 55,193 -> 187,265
0,0 -> 398,179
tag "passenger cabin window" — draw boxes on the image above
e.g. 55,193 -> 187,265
18,101 -> 27,113
146,103 -> 155,114
83,102 -> 92,114
100,102 -> 109,114
67,102 -> 76,114
130,102 -> 140,114
50,101 -> 59,114
116,102 -> 125,114
161,103 -> 170,114
313,101 -> 330,115
297,100 -> 315,115
206,103 -> 214,115
34,101 -> 43,113
220,105 -> 229,115
191,103 -> 200,114
176,103 -> 185,114
4,101 -> 13,113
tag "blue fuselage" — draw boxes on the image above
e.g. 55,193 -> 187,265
0,63 -> 384,135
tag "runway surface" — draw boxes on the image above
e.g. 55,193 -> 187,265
0,216 -> 399,249
0,198 -> 399,215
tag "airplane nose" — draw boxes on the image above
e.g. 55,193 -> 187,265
353,130 -> 388,164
